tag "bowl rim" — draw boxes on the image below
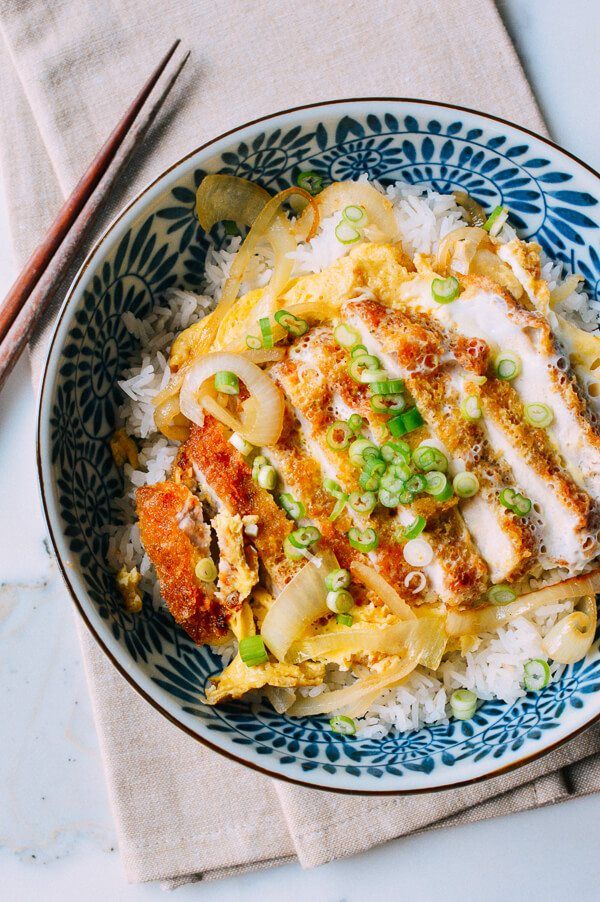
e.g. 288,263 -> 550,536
37,96 -> 600,795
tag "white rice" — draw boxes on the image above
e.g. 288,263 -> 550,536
108,177 -> 597,734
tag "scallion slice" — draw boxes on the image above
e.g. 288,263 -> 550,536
334,322 -> 361,348
239,635 -> 268,667
381,440 -> 411,464
450,689 -> 477,720
326,589 -> 354,614
279,493 -> 306,521
424,471 -> 453,500
329,494 -> 349,522
288,526 -> 321,549
389,406 -> 424,437
378,487 -> 400,508
406,474 -> 427,494
359,471 -> 381,492
325,568 -> 351,591
342,204 -> 367,225
335,219 -> 361,245
347,413 -> 364,433
402,515 -> 426,540
283,536 -> 305,560
323,478 -> 344,497
369,379 -> 405,395
460,395 -> 482,421
524,402 -> 554,428
512,493 -> 532,517
487,584 -> 517,605
523,658 -> 551,692
494,351 -> 521,381
229,432 -> 253,456
326,420 -> 353,450
257,465 -> 277,490
351,344 -> 369,359
347,527 -> 379,552
379,471 -> 405,494
274,309 -> 309,337
431,275 -> 460,304
296,170 -> 323,195
348,491 -> 377,513
259,316 -> 273,348
499,487 -> 517,510
245,334 -> 262,350
453,471 -> 480,498
195,557 -> 217,582
412,445 -> 448,473
370,394 -> 405,413
483,204 -> 508,236
214,370 -> 240,395
348,354 -> 385,383
336,613 -> 354,627
251,455 -> 268,480
330,714 -> 356,736
349,438 -> 380,467
363,457 -> 386,477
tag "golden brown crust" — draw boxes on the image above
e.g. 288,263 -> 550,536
136,482 -> 228,644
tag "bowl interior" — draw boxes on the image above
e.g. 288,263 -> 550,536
39,100 -> 600,792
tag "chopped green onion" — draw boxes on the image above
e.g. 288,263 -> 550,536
347,527 -> 379,552
251,455 -> 268,480
245,334 -> 262,350
326,589 -> 354,614
214,370 -> 240,395
279,493 -> 306,521
424,471 -> 453,500
284,536 -> 305,560
325,568 -> 351,591
402,515 -> 426,540
379,471 -> 405,494
512,493 -> 532,517
326,420 -> 353,450
349,438 -> 380,466
259,316 -> 273,348
229,432 -> 253,456
274,309 -> 309,337
329,494 -> 349,521
381,440 -> 411,464
406,474 -> 427,494
336,613 -> 354,627
296,171 -> 323,195
335,219 -> 361,244
363,457 -> 386,477
323,478 -> 344,497
499,487 -> 517,510
348,491 -> 377,513
348,413 -> 364,433
223,220 -> 239,236
378,487 -> 400,508
334,322 -> 361,348
195,557 -> 217,582
342,204 -> 367,225
329,714 -> 356,736
412,445 -> 448,473
369,379 -> 405,395
389,407 -> 424,437
370,393 -> 406,414
288,526 -> 321,548
483,204 -> 508,236
359,471 -> 381,491
450,689 -> 477,720
487,584 -> 517,605
348,355 -> 385,383
351,343 -> 369,358
453,471 -> 480,498
494,351 -> 521,381
239,635 -> 268,667
524,402 -> 554,428
258,465 -> 277,490
460,395 -> 482,421
431,276 -> 460,304
397,487 -> 415,505
523,658 -> 551,692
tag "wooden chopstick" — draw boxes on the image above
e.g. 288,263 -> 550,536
0,40 -> 189,392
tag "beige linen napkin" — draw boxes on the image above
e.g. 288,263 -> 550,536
1,0 -> 599,885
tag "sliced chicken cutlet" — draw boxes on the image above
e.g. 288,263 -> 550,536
136,481 -> 229,644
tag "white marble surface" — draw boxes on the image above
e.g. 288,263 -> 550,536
1,1 -> 599,898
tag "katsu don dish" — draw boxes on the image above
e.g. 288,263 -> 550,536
110,174 -> 600,738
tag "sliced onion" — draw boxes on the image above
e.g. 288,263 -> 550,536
436,226 -> 486,273
446,569 -> 600,637
350,561 -> 416,620
179,352 -> 284,446
295,181 -> 400,244
453,191 -> 487,227
287,621 -> 420,664
286,658 -> 419,718
470,248 -> 524,299
542,595 -> 597,664
261,553 -> 336,661
153,392 -> 190,442
550,274 -> 583,306
404,571 -> 427,594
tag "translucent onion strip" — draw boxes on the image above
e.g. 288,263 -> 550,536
542,595 -> 597,664
350,561 -> 416,620
179,352 -> 284,445
446,570 -> 600,637
436,226 -> 486,273
287,621 -> 420,664
294,181 -> 400,244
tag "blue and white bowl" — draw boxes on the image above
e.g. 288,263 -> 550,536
38,99 -> 600,793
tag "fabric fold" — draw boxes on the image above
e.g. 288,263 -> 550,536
1,0 -> 598,886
